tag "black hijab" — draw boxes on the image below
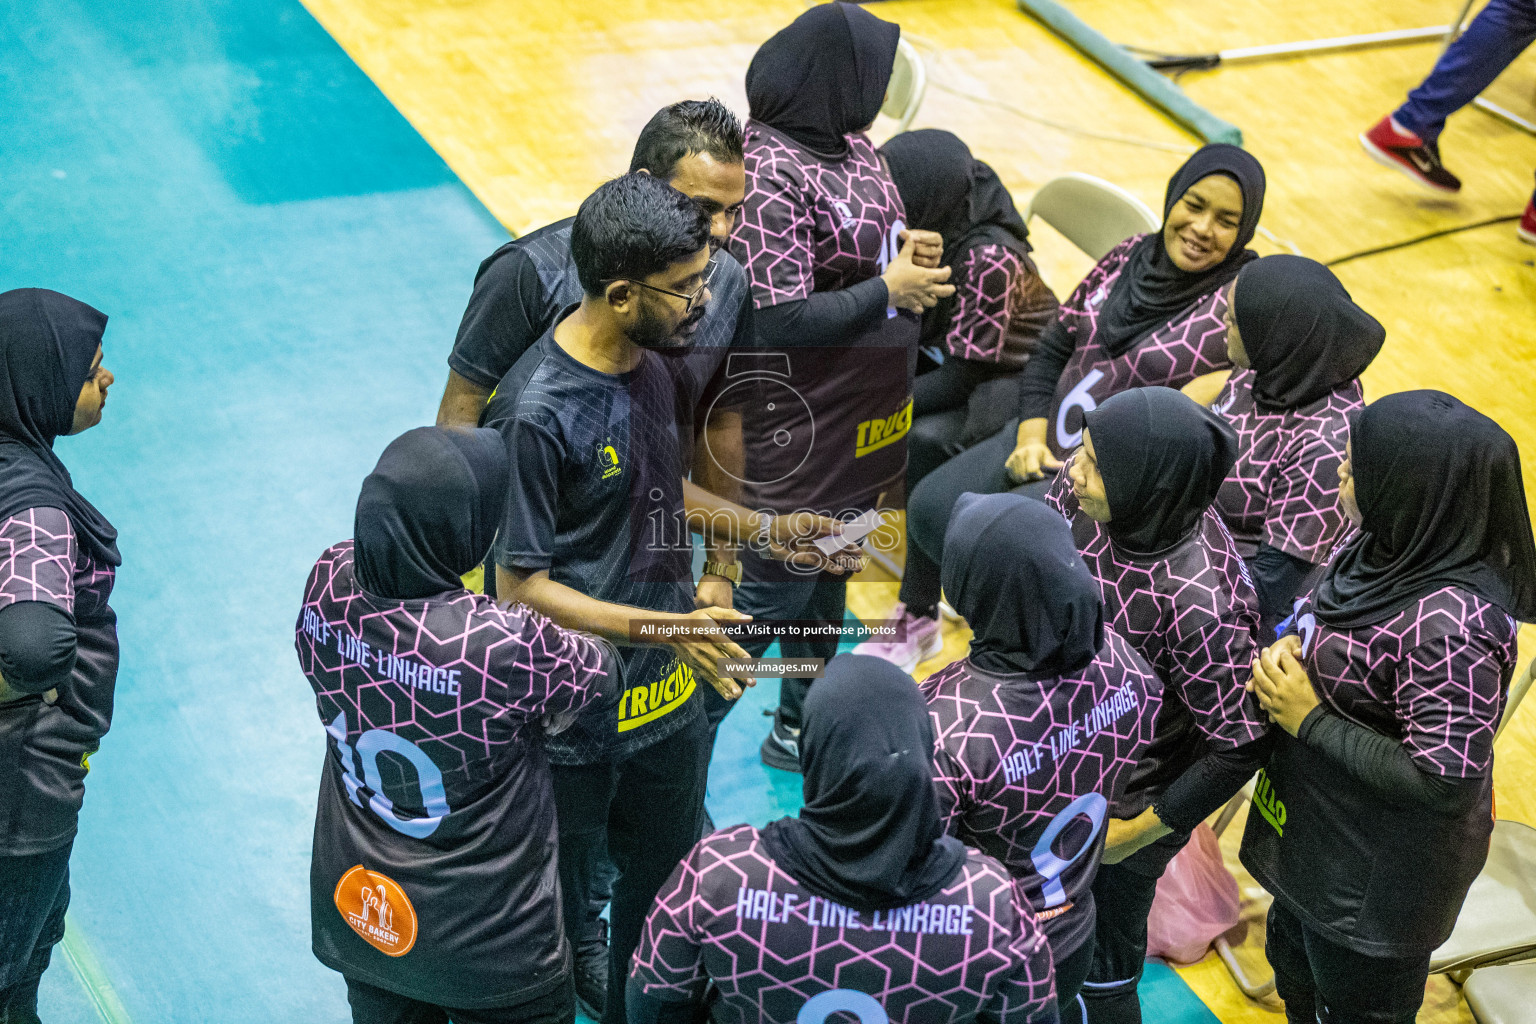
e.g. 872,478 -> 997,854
943,492 -> 1103,677
1232,255 -> 1385,412
1315,391 -> 1536,628
0,288 -> 119,567
1096,144 -> 1266,358
760,654 -> 968,911
1083,386 -> 1239,556
353,426 -> 509,601
746,2 -> 900,160
880,129 -> 1032,264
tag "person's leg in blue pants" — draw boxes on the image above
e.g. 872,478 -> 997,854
1394,0 -> 1536,144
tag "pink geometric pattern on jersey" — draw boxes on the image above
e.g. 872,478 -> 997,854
944,244 -> 1025,362
295,541 -> 608,782
1043,235 -> 1232,457
0,509 -> 76,611
1211,369 -> 1361,562
1045,469 -> 1266,749
1294,582 -> 1516,777
730,123 -> 906,308
631,825 -> 1056,1024
0,508 -> 115,617
920,633 -> 1162,921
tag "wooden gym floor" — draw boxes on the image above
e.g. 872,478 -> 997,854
298,1 -> 1535,1022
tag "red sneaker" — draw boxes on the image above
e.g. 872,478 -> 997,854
1519,197 -> 1536,246
1359,116 -> 1463,193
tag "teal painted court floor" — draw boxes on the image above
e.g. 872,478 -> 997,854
2,3 -> 1220,1022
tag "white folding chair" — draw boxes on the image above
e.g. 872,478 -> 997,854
1464,962 -> 1536,1024
1025,173 -> 1160,262
880,37 -> 927,135
1429,656 -> 1536,978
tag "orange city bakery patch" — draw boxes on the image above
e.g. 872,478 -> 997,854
335,865 -> 418,957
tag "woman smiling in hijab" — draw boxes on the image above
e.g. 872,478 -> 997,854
852,129 -> 1060,671
0,289 -> 118,1023
1240,391 -> 1536,1024
725,1 -> 956,771
296,426 -> 619,1024
921,493 -> 1162,1019
1043,387 -> 1270,1024
628,653 -> 1058,1024
1208,255 -> 1385,632
873,145 -> 1267,676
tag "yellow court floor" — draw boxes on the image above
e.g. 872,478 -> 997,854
299,1 -> 1535,1021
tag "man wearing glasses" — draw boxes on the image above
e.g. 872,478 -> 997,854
440,98 -> 754,616
483,174 -> 854,1024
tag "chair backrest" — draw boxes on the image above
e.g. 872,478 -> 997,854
1495,655 -> 1536,743
881,38 -> 927,135
1025,173 -> 1161,262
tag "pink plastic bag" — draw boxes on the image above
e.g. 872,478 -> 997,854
1145,823 -> 1241,964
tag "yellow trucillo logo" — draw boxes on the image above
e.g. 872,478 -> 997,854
617,660 -> 696,732
1252,768 -> 1287,836
854,398 -> 913,458
599,442 -> 622,480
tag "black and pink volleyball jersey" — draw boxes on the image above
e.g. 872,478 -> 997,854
1034,236 -> 1231,460
297,540 -> 613,1007
942,244 -> 1032,366
631,824 -> 1057,1024
1241,581 -> 1517,957
920,632 -> 1162,954
0,507 -> 117,856
1046,471 -> 1266,813
1210,368 -> 1361,563
728,122 -> 917,515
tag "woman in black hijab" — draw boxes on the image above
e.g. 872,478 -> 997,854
922,493 -> 1162,1016
0,288 -> 119,1022
626,653 -> 1059,1024
299,426 -> 621,1024
878,145 -> 1266,678
1240,391 -> 1535,1024
761,654 -> 968,909
727,1 -> 955,770
1045,387 -> 1271,1024
1209,255 -> 1386,632
854,131 -> 1062,673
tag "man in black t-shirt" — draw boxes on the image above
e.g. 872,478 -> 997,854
487,174 -> 852,1024
441,99 -> 753,615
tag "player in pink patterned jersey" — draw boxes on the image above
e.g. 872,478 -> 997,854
1208,256 -> 1385,635
921,493 -> 1162,1018
297,427 -> 618,1023
0,289 -> 119,1021
854,130 -> 1060,671
722,1 -> 955,770
1044,388 -> 1270,1024
1241,391 -> 1536,1024
899,147 -> 1267,682
629,654 -> 1057,1024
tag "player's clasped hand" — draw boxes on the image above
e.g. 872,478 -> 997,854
668,606 -> 756,701
881,231 -> 954,314
1247,634 -> 1319,736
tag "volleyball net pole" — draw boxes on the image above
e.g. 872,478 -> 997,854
1017,0 -> 1534,139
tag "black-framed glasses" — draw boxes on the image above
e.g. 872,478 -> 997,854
606,256 -> 717,314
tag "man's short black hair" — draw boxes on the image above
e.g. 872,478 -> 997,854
571,173 -> 712,297
628,98 -> 744,178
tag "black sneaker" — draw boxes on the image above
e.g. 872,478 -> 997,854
1359,116 -> 1462,193
573,922 -> 608,1020
760,709 -> 802,773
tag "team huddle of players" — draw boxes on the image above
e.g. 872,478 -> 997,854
291,5 -> 1536,1024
